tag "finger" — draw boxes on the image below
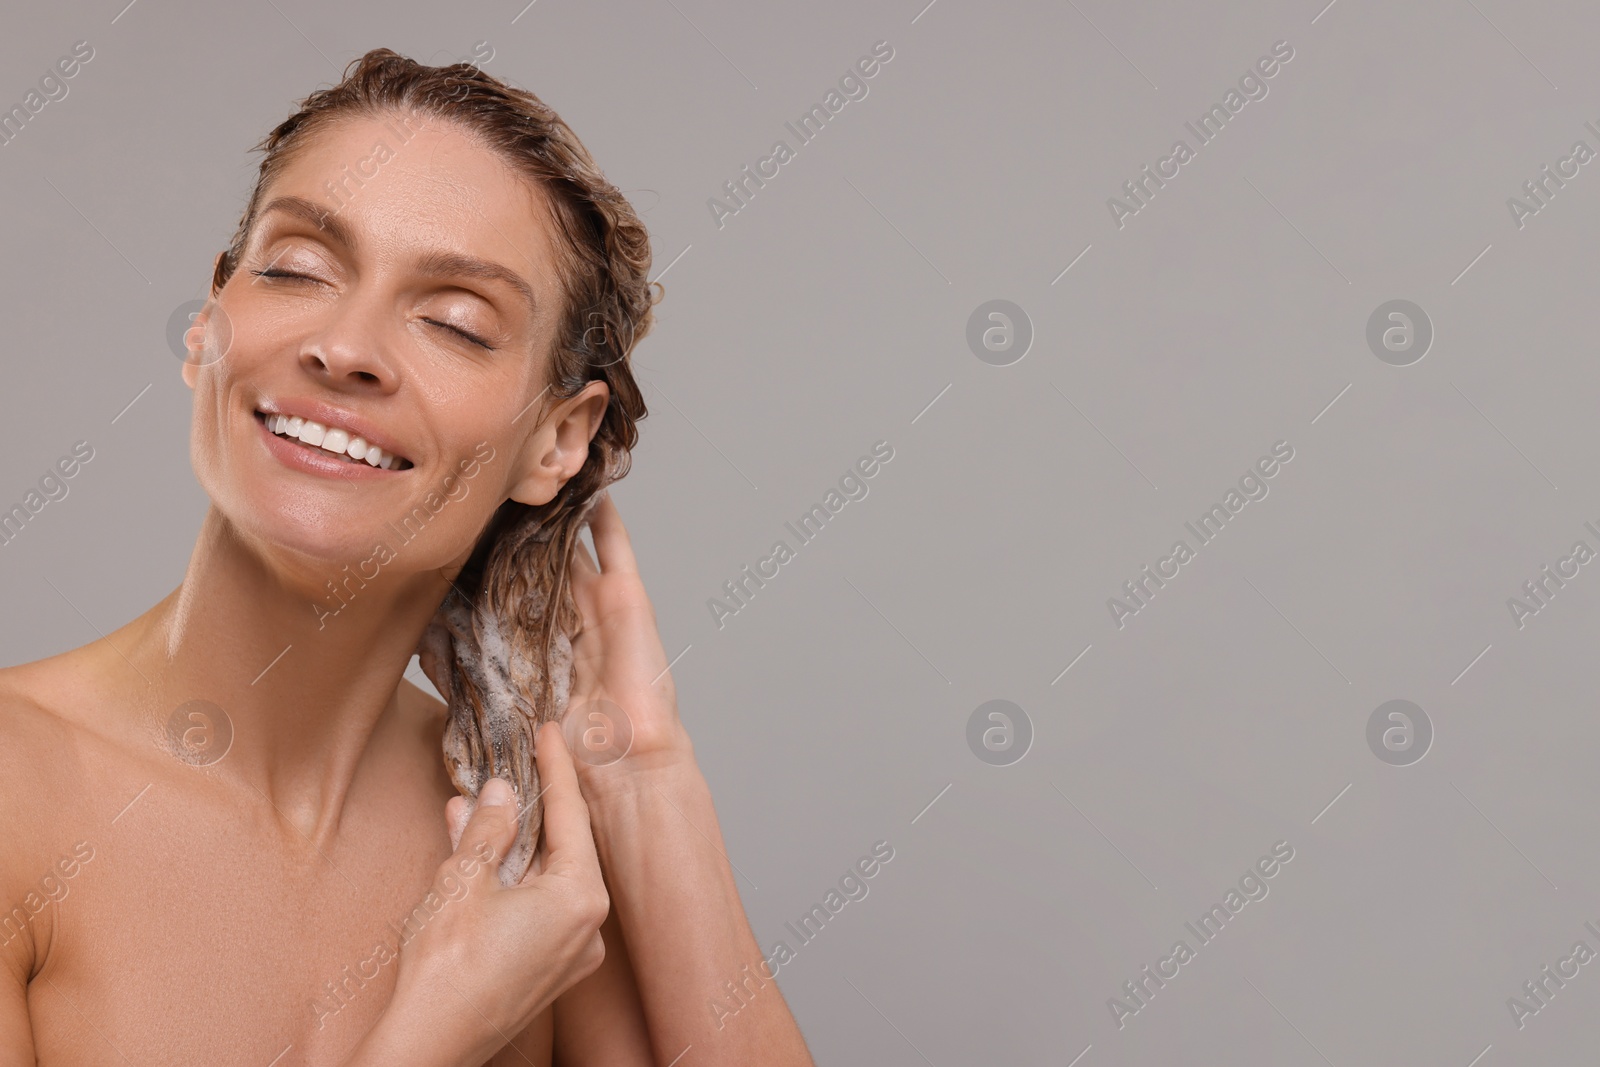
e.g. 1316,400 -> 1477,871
519,819 -> 550,884
450,777 -> 521,888
445,794 -> 469,852
528,721 -> 601,881
516,764 -> 555,886
586,493 -> 639,577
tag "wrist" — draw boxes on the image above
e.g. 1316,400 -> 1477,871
580,750 -> 709,828
577,727 -> 699,801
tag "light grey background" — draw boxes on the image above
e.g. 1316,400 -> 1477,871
4,0 -> 1599,1063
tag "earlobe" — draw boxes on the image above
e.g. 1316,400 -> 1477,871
505,384 -> 610,506
182,254 -> 231,392
504,417 -> 567,505
506,478 -> 544,507
180,308 -> 204,390
505,447 -> 567,507
179,302 -> 213,390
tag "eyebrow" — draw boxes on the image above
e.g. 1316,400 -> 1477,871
414,250 -> 539,320
258,195 -> 355,250
255,195 -> 540,319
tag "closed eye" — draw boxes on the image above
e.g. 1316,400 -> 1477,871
249,268 -> 315,282
424,318 -> 494,350
249,269 -> 494,350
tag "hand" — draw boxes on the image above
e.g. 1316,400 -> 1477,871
375,723 -> 610,1067
565,491 -> 694,787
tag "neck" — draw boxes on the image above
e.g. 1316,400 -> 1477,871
121,505 -> 457,844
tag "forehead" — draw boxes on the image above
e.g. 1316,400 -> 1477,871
258,112 -> 564,302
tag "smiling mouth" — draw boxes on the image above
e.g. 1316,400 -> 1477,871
254,410 -> 414,470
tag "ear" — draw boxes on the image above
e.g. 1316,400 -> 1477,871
179,305 -> 206,391
180,252 -> 229,391
507,381 -> 610,507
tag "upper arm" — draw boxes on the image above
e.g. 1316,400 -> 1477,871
0,699 -> 46,1066
550,899 -> 653,1066
0,947 -> 35,1067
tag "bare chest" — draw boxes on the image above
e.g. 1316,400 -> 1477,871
25,779 -> 472,1065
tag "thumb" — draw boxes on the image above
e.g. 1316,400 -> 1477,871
452,777 -> 520,885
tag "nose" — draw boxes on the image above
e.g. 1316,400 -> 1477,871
297,295 -> 400,393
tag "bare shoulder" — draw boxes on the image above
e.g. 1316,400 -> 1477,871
0,663 -> 81,983
398,672 -> 448,722
396,673 -> 450,753
0,667 -> 81,1067
0,663 -> 81,829
0,677 -> 41,1065
0,652 -> 112,800
393,673 -> 459,804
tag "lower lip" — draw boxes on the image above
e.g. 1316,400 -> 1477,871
255,412 -> 406,480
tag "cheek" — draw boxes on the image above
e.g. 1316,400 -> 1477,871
405,492 -> 506,576
185,367 -> 239,496
384,470 -> 506,562
191,302 -> 293,466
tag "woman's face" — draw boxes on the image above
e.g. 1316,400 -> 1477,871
183,111 -> 597,583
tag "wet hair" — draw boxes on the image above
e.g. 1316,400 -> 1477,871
214,47 -> 658,882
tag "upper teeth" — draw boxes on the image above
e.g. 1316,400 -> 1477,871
265,413 -> 403,470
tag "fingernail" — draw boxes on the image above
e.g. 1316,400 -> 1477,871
480,778 -> 513,807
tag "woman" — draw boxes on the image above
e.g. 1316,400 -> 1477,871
0,49 -> 814,1065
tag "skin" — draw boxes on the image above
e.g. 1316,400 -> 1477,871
0,112 -> 814,1065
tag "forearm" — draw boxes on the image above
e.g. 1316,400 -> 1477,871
586,760 -> 813,1066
